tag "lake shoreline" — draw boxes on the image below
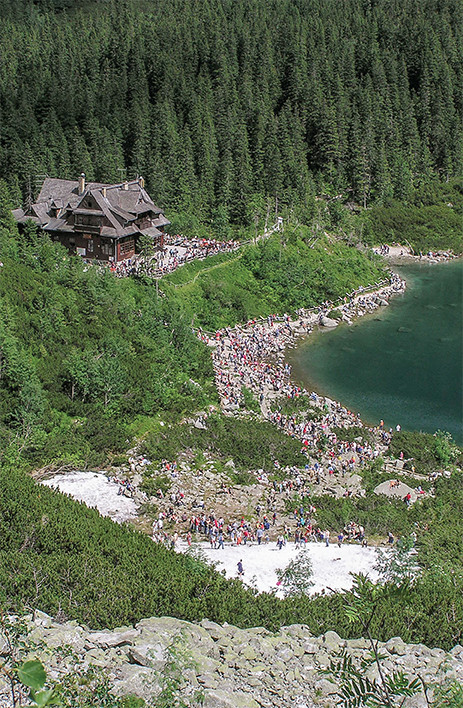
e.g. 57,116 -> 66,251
287,259 -> 462,442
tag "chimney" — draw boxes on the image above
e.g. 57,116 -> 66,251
138,176 -> 145,189
102,187 -> 107,198
123,180 -> 129,190
78,173 -> 86,195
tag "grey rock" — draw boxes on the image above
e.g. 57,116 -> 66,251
385,637 -> 408,656
303,640 -> 320,654
88,628 -> 138,649
202,689 -> 260,708
200,618 -> 225,640
127,643 -> 166,670
38,628 -> 86,653
346,637 -> 370,650
314,678 -> 338,696
323,630 -> 343,649
0,634 -> 9,657
110,665 -> 161,701
33,610 -> 53,628
3,613 -> 463,707
197,673 -> 220,689
321,316 -> 338,328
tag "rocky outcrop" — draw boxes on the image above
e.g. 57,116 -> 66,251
320,316 -> 338,328
4,611 -> 463,707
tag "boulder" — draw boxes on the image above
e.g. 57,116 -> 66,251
320,316 -> 338,328
202,689 -> 260,708
110,665 -> 161,701
87,628 -> 138,649
323,630 -> 343,649
127,643 -> 166,670
385,637 -> 408,656
33,610 -> 53,628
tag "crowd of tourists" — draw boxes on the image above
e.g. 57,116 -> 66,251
148,274 -> 411,553
103,235 -> 240,279
204,273 -> 404,428
152,502 -> 372,553
153,235 -> 240,277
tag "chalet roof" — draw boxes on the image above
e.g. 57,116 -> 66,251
12,209 -> 41,225
43,217 -> 70,231
141,226 -> 163,238
36,178 -> 106,209
153,215 -> 170,228
104,184 -> 160,215
16,175 -> 168,241
100,225 -> 137,238
90,189 -> 122,232
32,203 -> 50,223
12,207 -> 26,221
73,208 -> 103,216
110,204 -> 136,222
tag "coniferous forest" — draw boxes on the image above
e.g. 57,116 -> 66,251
0,0 -> 462,226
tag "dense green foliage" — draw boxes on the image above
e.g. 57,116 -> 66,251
389,430 -> 462,475
363,180 -> 463,252
0,218 -> 215,467
0,0 -> 462,225
142,414 -> 307,472
165,235 -> 386,329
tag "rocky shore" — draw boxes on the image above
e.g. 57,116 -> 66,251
203,272 -> 406,418
373,244 -> 460,265
5,611 -> 463,708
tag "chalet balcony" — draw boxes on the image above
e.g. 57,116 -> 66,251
74,222 -> 102,234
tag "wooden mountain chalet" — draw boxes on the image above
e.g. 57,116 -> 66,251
13,174 -> 170,263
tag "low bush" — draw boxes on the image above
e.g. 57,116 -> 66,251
364,181 -> 463,253
142,414 -> 307,472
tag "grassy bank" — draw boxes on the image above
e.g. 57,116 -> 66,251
165,233 -> 387,330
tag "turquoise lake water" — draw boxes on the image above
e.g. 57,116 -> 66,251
289,260 -> 463,444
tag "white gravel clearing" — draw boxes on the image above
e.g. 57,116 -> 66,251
179,541 -> 380,597
42,471 -> 137,523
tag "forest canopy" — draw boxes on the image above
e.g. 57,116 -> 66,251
0,0 -> 461,226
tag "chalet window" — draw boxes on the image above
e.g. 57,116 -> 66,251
119,239 -> 134,256
102,241 -> 113,256
87,239 -> 94,252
